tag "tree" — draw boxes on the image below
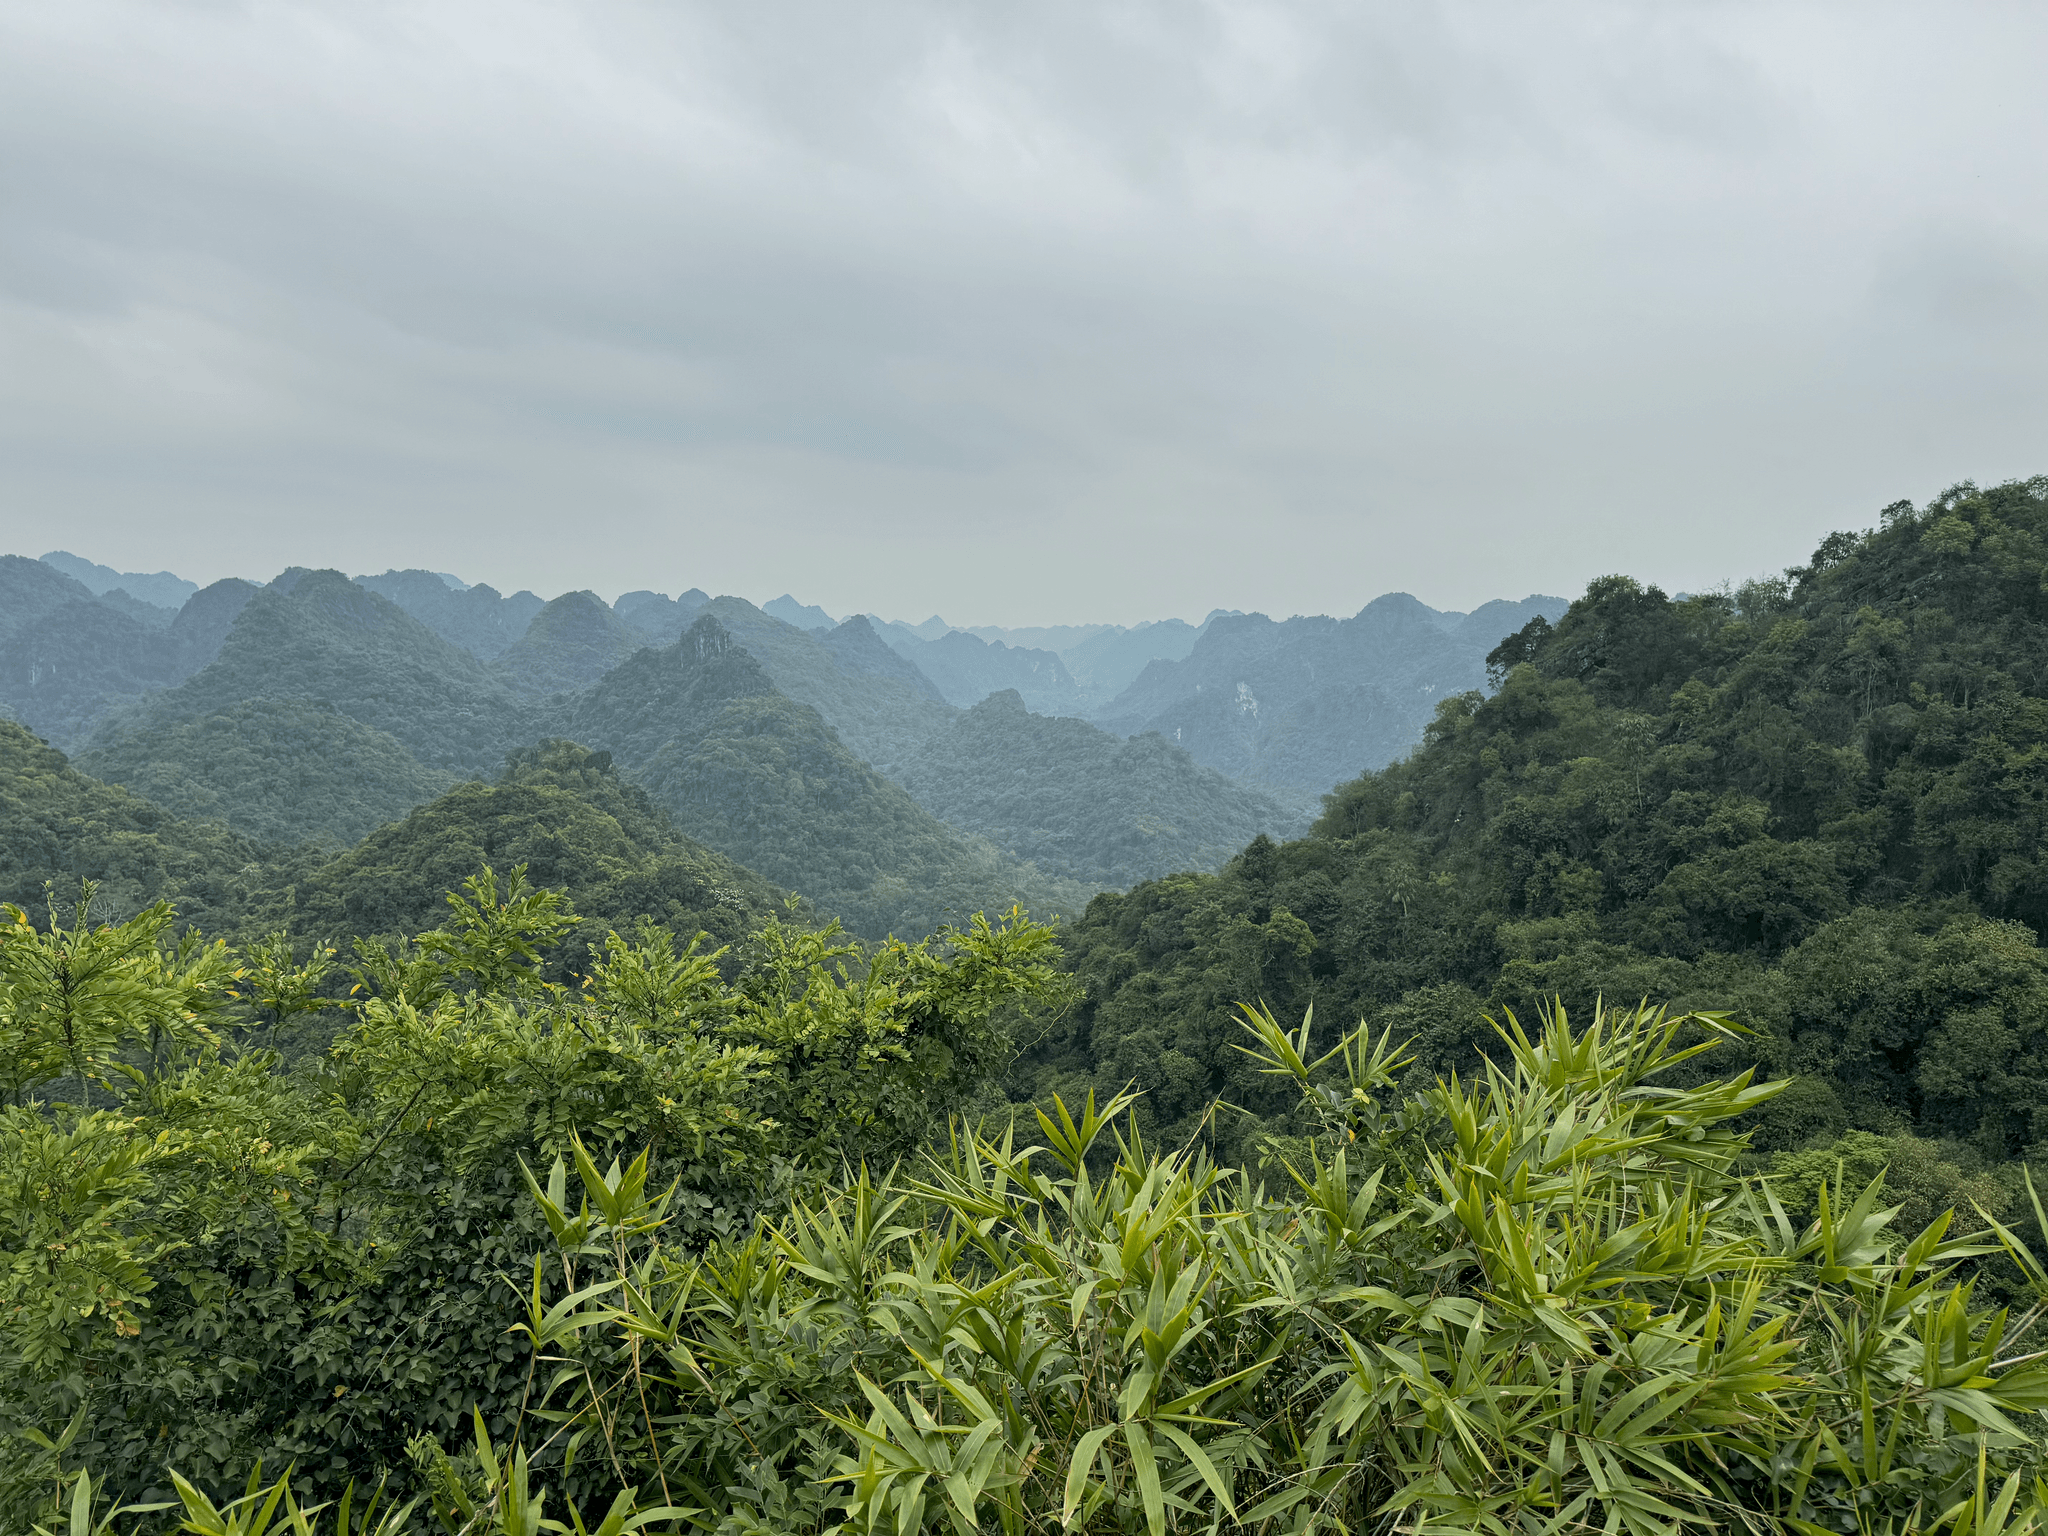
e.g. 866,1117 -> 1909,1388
0,881 -> 236,1104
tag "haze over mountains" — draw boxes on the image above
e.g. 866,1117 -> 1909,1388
1,547 -> 1564,937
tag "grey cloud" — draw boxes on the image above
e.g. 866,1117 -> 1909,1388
1,1 -> 2044,624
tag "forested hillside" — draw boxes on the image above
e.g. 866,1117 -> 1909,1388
0,719 -> 280,933
893,689 -> 1296,887
90,569 -> 535,775
78,700 -> 461,846
9,547 -> 1551,921
285,740 -> 786,967
1023,478 -> 2048,1178
689,599 -> 1306,884
492,589 -> 647,697
562,616 -> 1091,938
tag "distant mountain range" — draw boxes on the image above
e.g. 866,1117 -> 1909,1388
1093,594 -> 1569,795
1,548 -> 1564,937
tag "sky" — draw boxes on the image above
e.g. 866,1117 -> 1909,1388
2,2 -> 2044,628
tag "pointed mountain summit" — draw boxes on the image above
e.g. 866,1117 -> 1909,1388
494,590 -> 649,697
166,579 -> 258,678
560,615 -> 1090,939
762,594 -> 838,631
819,615 -> 947,703
143,569 -> 522,769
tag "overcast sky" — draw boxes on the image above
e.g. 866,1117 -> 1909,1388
2,2 -> 2044,626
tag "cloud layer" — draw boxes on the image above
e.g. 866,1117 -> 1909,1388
3,1 -> 2044,623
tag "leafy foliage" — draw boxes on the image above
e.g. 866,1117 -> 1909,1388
0,867 -> 1069,1531
206,998 -> 2048,1536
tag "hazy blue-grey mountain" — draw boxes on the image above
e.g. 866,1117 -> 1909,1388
3,554 -> 100,633
696,598 -> 960,776
614,588 -> 710,646
1061,618 -> 1208,704
40,550 -> 198,611
819,615 -> 949,703
493,590 -> 648,698
762,594 -> 837,631
0,558 -> 239,749
881,626 -> 1083,715
0,563 -> 263,751
355,569 -> 546,659
96,589 -> 176,631
960,622 -> 1116,651
1094,592 -> 1569,796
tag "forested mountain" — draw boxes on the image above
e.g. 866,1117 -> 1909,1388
166,577 -> 259,674
1020,478 -> 2048,1172
0,720 -> 782,966
0,718 -> 280,933
561,615 -> 1092,938
49,573 -> 1281,924
88,567 -> 531,766
0,559 -> 254,750
817,613 -> 950,703
76,700 -> 461,846
284,739 -> 784,968
892,689 -> 1296,887
493,589 -> 648,697
0,580 -> 178,747
1062,614 -> 1208,700
1092,591 -> 1567,796
684,599 -> 1306,884
15,548 -> 1588,930
355,567 -> 547,659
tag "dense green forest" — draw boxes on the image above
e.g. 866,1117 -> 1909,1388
9,479 -> 2048,1533
1022,478 -> 2048,1195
